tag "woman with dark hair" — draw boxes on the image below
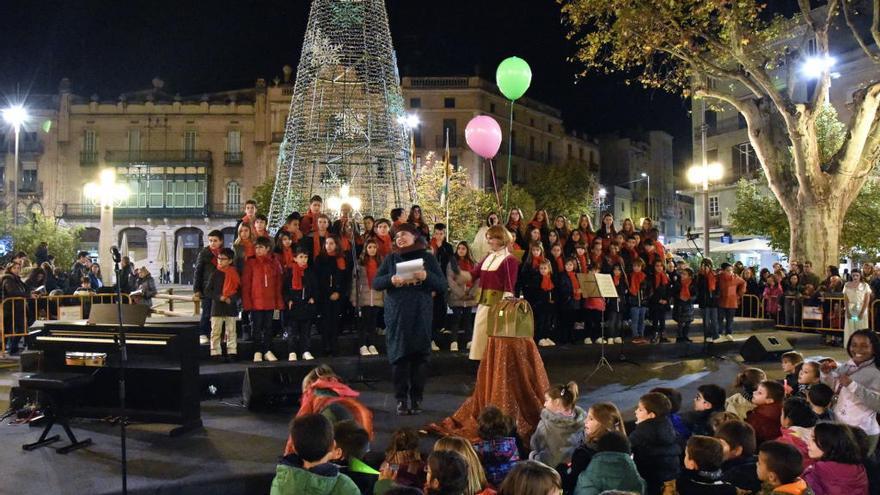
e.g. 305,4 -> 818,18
820,329 -> 880,455
596,213 -> 616,249
1,262 -> 31,354
803,422 -> 869,495
576,214 -> 596,245
552,216 -> 571,249
314,236 -> 351,357
528,209 -> 551,242
405,205 -> 430,237
505,208 -> 527,250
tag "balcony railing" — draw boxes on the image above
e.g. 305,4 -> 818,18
17,180 -> 43,195
224,151 -> 243,165
60,203 -> 242,219
105,150 -> 212,163
80,151 -> 99,166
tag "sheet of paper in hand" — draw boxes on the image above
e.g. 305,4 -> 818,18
395,258 -> 424,282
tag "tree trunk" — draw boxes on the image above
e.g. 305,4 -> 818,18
787,197 -> 843,270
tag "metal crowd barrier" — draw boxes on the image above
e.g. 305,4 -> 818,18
1,293 -> 133,354
738,294 -> 764,319
767,294 -> 858,333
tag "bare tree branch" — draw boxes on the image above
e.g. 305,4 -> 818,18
829,81 -> 880,178
842,0 -> 880,63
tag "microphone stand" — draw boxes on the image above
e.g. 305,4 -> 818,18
345,210 -> 378,389
111,247 -> 129,495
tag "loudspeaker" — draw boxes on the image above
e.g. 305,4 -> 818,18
740,335 -> 793,362
242,365 -> 306,410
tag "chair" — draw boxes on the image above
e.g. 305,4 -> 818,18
20,372 -> 94,454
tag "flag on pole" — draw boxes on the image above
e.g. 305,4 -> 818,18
440,127 -> 451,208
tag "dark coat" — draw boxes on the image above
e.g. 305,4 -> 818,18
314,255 -> 352,302
676,469 -> 737,495
695,272 -> 719,308
372,248 -> 446,364
575,451 -> 646,495
432,240 -> 457,279
555,271 -> 580,311
206,269 -> 239,317
118,264 -> 135,293
193,247 -> 217,294
626,273 -> 650,308
1,273 -> 30,333
720,455 -> 761,495
629,416 -> 681,495
672,280 -> 697,323
682,409 -> 714,438
35,245 -> 49,265
69,261 -> 90,286
562,442 -> 597,495
281,267 -> 319,321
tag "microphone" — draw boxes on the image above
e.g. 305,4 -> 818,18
111,246 -> 122,263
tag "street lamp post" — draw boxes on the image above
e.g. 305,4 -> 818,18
84,169 -> 130,286
641,172 -> 650,219
595,186 -> 607,227
2,105 -> 29,225
688,161 -> 723,258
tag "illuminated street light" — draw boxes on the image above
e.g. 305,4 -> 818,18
3,104 -> 29,224
84,169 -> 130,285
397,113 -> 420,129
801,55 -> 836,79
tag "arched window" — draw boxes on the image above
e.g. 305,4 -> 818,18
226,181 -> 241,211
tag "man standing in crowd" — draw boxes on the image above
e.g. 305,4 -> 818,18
194,230 -> 224,346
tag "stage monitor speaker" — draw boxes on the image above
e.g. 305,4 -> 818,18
242,365 -> 306,410
740,335 -> 793,362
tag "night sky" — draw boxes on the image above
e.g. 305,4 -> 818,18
1,0 -> 693,162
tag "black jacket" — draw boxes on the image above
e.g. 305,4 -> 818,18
555,271 -> 580,311
314,255 -> 351,302
432,241 -> 457,280
672,279 -> 697,323
629,416 -> 682,495
282,267 -> 319,321
682,409 -> 714,437
695,272 -> 719,308
719,455 -> 761,494
206,269 -> 239,317
193,247 -> 217,294
561,442 -> 597,494
676,469 -> 737,495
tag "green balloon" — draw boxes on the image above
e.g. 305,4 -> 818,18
496,57 -> 532,101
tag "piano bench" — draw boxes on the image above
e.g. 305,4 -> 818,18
20,372 -> 94,454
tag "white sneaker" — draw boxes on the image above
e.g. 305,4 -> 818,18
466,341 -> 472,350
288,352 -> 297,361
368,345 -> 379,355
705,337 -> 715,343
546,339 -> 556,347
614,337 -> 623,344
726,334 -> 735,341
431,341 -> 440,351
596,338 -> 606,344
264,351 -> 278,362
359,345 -> 371,356
450,342 -> 459,352
302,352 -> 315,360
537,339 -> 547,347
199,335 -> 209,345
253,352 -> 263,362
574,322 -> 585,330
583,338 -> 593,345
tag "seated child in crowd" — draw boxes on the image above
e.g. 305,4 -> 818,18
381,428 -> 425,490
747,380 -> 784,445
563,402 -> 626,494
714,420 -> 761,494
530,382 -> 587,469
805,384 -> 835,422
271,414 -> 360,495
433,436 -> 494,495
332,420 -> 379,495
803,422 -> 869,495
684,384 -> 727,437
405,450 -> 469,495
498,460 -> 562,495
676,435 -> 737,495
574,430 -> 645,495
650,387 -> 689,444
757,441 -> 812,495
777,397 -> 817,470
794,361 -> 820,398
629,392 -> 681,495
473,406 -> 520,488
781,351 -> 804,396
725,368 -> 766,419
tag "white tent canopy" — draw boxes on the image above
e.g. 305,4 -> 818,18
665,239 -> 724,252
712,238 -> 774,253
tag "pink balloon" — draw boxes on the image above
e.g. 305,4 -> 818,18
465,115 -> 503,159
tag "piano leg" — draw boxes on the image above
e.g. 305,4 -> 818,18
168,419 -> 204,437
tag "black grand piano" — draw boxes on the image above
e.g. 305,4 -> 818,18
27,309 -> 203,436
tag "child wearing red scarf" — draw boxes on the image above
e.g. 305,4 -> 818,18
448,241 -> 478,353
207,248 -> 240,359
373,219 -> 393,257
275,232 -> 297,271
534,260 -> 558,347
549,243 -> 566,275
351,239 -> 384,357
604,264 -> 629,345
583,265 -> 607,345
298,195 -> 323,235
648,259 -> 671,344
672,267 -> 697,343
627,259 -> 649,344
282,246 -> 318,361
315,236 -> 350,357
696,260 -> 720,343
557,258 -> 583,344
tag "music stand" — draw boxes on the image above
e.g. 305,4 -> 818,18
580,273 -> 626,382
88,304 -> 149,326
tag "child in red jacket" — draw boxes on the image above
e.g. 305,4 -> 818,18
747,380 -> 784,445
243,236 -> 283,362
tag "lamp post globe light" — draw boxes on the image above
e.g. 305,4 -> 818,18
84,169 -> 130,285
640,172 -> 650,220
688,162 -> 723,257
2,104 -> 29,225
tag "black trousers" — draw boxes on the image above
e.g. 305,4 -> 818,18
449,306 -> 474,348
585,309 -> 603,341
319,300 -> 343,356
392,353 -> 429,403
251,310 -> 274,353
432,293 -> 448,338
285,316 -> 312,355
199,298 -> 213,337
357,306 -> 380,347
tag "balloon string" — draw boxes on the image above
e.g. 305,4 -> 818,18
488,159 -> 501,208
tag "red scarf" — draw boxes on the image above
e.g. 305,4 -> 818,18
507,220 -> 521,233
337,219 -> 352,252
567,271 -> 581,300
209,247 -> 221,267
577,254 -> 588,273
613,273 -> 621,286
531,255 -> 545,269
553,255 -> 565,272
541,274 -> 554,291
679,278 -> 692,300
629,271 -> 646,296
529,219 -> 543,229
291,263 -> 306,290
590,252 -> 603,268
280,246 -> 295,269
430,238 -> 443,255
328,251 -> 346,271
457,258 -> 474,288
654,271 -> 670,289
705,270 -> 717,291
365,258 -> 378,288
312,232 -> 327,261
376,234 -> 392,257
218,265 -> 240,299
607,254 -> 623,268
